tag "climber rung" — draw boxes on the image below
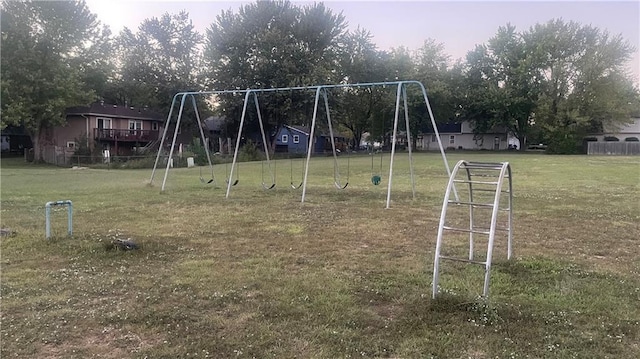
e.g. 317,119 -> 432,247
470,187 -> 510,193
453,179 -> 499,185
448,200 -> 494,208
438,256 -> 487,266
442,226 -> 490,235
474,226 -> 510,232
461,163 -> 504,169
466,173 -> 511,179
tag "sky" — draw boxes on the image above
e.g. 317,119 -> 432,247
85,0 -> 640,84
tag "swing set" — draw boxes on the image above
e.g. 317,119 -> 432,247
149,80 -> 455,208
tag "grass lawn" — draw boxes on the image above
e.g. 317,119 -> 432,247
1,152 -> 639,358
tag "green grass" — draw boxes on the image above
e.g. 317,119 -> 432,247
1,152 -> 639,358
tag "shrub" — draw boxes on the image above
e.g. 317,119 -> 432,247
188,138 -> 210,165
603,136 -> 619,142
546,131 -> 581,154
238,139 -> 262,162
624,137 -> 639,142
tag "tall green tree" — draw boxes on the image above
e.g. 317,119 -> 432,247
1,0 -> 109,161
369,47 -> 417,147
461,24 -> 541,150
461,20 -> 639,152
204,0 -> 348,149
410,39 -> 459,148
333,28 -> 384,149
523,19 -> 639,152
106,11 -> 203,115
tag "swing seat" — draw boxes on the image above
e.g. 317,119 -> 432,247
371,175 -> 382,185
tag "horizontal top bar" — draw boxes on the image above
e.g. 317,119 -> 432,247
45,200 -> 73,207
463,162 -> 508,167
171,80 -> 427,98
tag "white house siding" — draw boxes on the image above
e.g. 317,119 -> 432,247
417,133 -> 511,150
591,118 -> 640,141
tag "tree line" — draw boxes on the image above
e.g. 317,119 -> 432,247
2,0 -> 639,160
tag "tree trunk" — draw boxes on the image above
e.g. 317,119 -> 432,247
30,130 -> 44,162
353,132 -> 362,151
518,134 -> 527,151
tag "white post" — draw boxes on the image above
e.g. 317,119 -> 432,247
226,91 -> 252,198
161,95 -> 188,191
402,85 -> 416,200
301,87 -> 323,203
150,94 -> 180,184
386,83 -> 403,209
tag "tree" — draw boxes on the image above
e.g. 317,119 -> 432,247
460,24 -> 541,150
203,0 -> 348,151
411,39 -> 458,148
1,0 -> 109,161
460,20 -> 639,152
523,19 -> 639,152
332,27 -> 383,149
106,11 -> 203,115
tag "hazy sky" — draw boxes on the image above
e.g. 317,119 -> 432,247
85,0 -> 639,84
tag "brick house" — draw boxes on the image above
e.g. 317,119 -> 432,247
56,102 -> 165,156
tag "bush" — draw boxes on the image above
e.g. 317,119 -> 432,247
624,137 -> 639,142
545,131 -> 581,154
188,138 -> 210,165
238,140 -> 262,162
73,134 -> 92,156
603,136 -> 619,142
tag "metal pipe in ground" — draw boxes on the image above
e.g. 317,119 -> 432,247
45,200 -> 73,239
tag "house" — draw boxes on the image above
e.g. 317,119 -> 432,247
584,118 -> 640,155
587,118 -> 640,142
274,125 -> 349,154
58,102 -> 165,156
0,125 -> 32,154
203,116 -> 226,153
417,120 -> 517,151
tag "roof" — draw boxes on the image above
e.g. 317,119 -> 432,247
281,124 -> 347,138
284,125 -> 310,136
422,121 -> 462,134
66,102 -> 165,122
1,125 -> 29,136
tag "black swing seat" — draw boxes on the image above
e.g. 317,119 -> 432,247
334,181 -> 349,190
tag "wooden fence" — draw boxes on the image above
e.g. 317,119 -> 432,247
587,142 -> 640,155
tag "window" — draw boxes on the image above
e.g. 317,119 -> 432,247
293,135 -> 300,143
151,122 -> 159,131
97,117 -> 112,129
66,141 -> 76,149
431,135 -> 437,142
449,135 -> 455,144
129,120 -> 142,135
282,134 -> 288,143
129,120 -> 143,131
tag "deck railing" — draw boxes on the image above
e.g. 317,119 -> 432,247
94,128 -> 159,142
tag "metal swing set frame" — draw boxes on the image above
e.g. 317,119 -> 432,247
149,80 -> 454,208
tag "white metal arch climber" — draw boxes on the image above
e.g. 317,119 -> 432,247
149,80 -> 457,208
